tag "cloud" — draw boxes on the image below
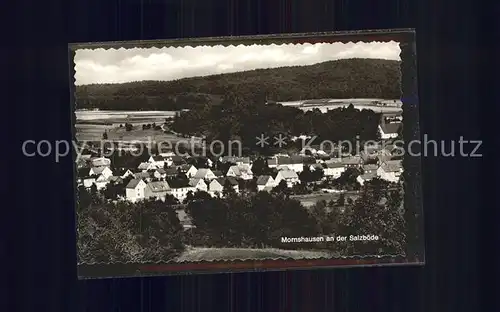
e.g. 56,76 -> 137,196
74,41 -> 401,85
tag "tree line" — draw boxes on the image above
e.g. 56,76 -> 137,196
76,177 -> 406,264
75,59 -> 400,111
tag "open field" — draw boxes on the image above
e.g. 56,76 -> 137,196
174,247 -> 335,262
74,110 -> 195,143
277,98 -> 403,114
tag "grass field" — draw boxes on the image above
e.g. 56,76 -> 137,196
174,247 -> 335,262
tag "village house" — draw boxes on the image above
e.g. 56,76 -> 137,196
341,156 -> 362,168
357,172 -> 378,186
188,178 -> 208,192
167,181 -> 196,203
144,181 -> 171,201
208,177 -> 239,196
94,174 -> 110,190
267,155 -> 314,173
377,160 -> 403,183
91,157 -> 111,167
322,162 -> 346,179
134,171 -> 153,182
256,175 -> 276,191
219,156 -> 251,166
89,166 -> 113,179
148,155 -> 166,168
378,122 -> 402,140
152,168 -> 167,180
125,179 -> 147,203
274,169 -> 300,187
226,164 -> 253,180
185,165 -> 198,178
193,168 -> 217,180
138,162 -> 159,172
165,155 -> 187,168
159,151 -> 176,158
362,164 -> 379,174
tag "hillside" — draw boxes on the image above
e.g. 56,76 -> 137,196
75,58 -> 401,111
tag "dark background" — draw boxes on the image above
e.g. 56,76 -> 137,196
7,0 -> 489,311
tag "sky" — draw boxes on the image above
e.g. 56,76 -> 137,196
74,41 -> 401,85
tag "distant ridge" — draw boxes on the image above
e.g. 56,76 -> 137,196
75,58 -> 401,111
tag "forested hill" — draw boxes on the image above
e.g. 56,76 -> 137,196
75,58 -> 401,111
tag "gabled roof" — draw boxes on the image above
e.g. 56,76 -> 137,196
148,181 -> 170,192
213,170 -> 223,177
188,178 -> 205,187
155,168 -> 166,174
256,175 -> 273,185
91,157 -> 111,167
126,178 -> 144,189
380,160 -> 402,172
193,168 -> 213,179
220,156 -> 250,164
138,162 -> 150,170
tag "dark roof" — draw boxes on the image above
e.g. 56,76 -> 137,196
217,177 -> 238,186
152,155 -> 164,161
164,168 -> 178,176
168,179 -> 190,188
213,170 -> 223,177
126,179 -> 143,189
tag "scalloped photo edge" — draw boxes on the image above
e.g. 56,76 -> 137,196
68,29 -> 424,279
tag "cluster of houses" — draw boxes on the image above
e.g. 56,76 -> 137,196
77,138 -> 403,204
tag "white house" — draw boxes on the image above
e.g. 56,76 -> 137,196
322,162 -> 346,179
274,169 -> 300,187
256,175 -> 276,191
125,179 -> 147,203
148,155 -> 166,168
185,165 -> 198,178
378,122 -> 402,140
341,156 -> 362,168
168,185 -> 196,203
193,168 -> 216,180
94,174 -> 109,190
144,181 -> 171,201
89,166 -> 113,179
357,172 -> 377,186
208,178 -> 239,196
226,164 -> 253,180
377,160 -> 403,183
189,178 -> 208,192
267,155 -> 309,173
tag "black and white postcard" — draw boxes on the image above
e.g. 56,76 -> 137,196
69,29 -> 424,279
